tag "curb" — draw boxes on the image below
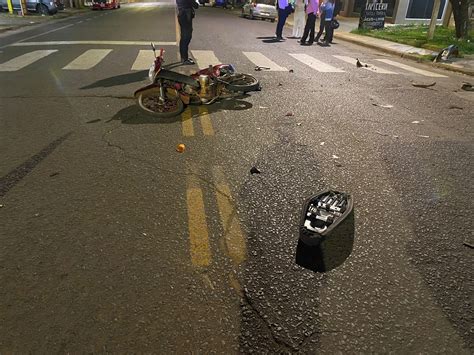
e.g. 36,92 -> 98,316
334,32 -> 474,77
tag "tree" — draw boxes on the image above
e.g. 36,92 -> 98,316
449,0 -> 472,39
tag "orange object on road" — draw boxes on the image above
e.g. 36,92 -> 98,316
176,144 -> 186,153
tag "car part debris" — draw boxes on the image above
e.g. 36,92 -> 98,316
356,58 -> 363,68
250,167 -> 261,174
461,83 -> 473,91
411,82 -> 436,88
463,242 -> 474,249
433,45 -> 459,63
299,190 -> 353,246
289,69 -> 294,73
254,66 -> 270,71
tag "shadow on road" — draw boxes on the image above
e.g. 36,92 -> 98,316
81,70 -> 148,89
109,98 -> 253,125
256,36 -> 285,44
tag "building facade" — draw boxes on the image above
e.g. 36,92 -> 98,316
339,0 -> 450,25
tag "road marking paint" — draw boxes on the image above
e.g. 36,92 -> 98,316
199,106 -> 214,136
132,49 -> 154,70
213,166 -> 246,266
0,50 -> 57,71
191,50 -> 220,69
289,53 -> 345,73
333,55 -> 398,74
243,52 -> 287,71
187,174 -> 212,267
8,24 -> 75,47
375,59 -> 447,77
63,49 -> 112,70
181,108 -> 194,137
11,41 -> 177,46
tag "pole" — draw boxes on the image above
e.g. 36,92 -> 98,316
6,0 -> 13,13
442,1 -> 452,27
428,0 -> 442,40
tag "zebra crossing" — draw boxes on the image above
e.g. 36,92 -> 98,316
0,47 -> 448,78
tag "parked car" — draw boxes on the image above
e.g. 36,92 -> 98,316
241,0 -> 276,22
0,0 -> 58,15
92,0 -> 120,10
198,0 -> 209,6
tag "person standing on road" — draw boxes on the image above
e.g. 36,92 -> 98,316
324,0 -> 341,43
299,0 -> 319,45
177,0 -> 199,65
315,0 -> 334,46
275,0 -> 294,40
291,0 -> 305,38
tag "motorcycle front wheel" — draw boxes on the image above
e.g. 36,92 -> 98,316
225,73 -> 260,93
136,86 -> 184,118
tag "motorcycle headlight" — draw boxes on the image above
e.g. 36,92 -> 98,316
148,63 -> 156,83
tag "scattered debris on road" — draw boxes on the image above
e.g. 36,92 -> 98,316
332,154 -> 339,159
320,142 -> 325,146
285,112 -> 294,117
356,58 -> 363,68
433,45 -> 459,63
0,204 -> 4,208
412,120 -> 420,124
463,242 -> 474,249
259,106 -> 268,109
254,66 -> 270,71
411,82 -> 436,89
372,103 -> 394,108
289,69 -> 294,73
461,82 -> 473,91
86,119 -> 101,124
278,83 -> 283,86
49,172 -> 59,177
250,167 -> 261,174
418,135 -> 430,138
448,105 -> 464,110
296,122 -> 302,126
176,143 -> 186,153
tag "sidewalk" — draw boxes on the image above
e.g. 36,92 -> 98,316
0,8 -> 88,34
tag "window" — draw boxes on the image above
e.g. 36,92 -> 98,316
406,0 -> 446,19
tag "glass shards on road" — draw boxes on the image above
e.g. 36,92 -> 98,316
296,190 -> 355,273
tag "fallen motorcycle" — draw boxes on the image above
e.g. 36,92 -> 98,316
134,44 -> 260,118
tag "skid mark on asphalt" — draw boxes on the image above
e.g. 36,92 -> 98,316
213,166 -> 246,266
187,171 -> 212,267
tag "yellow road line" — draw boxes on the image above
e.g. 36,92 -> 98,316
187,175 -> 212,267
181,108 -> 194,137
199,106 -> 214,136
213,167 -> 246,266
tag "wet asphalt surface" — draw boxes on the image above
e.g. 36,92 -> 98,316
0,1 -> 473,353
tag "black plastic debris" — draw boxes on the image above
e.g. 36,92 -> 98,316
434,45 -> 459,63
461,83 -> 473,91
250,167 -> 261,174
296,190 -> 354,272
356,58 -> 363,68
412,82 -> 436,88
255,66 -> 270,71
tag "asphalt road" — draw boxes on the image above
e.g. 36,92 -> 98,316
0,1 -> 473,353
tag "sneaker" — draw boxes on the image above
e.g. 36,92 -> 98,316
182,58 -> 195,65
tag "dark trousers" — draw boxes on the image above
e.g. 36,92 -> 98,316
324,20 -> 334,43
316,18 -> 333,43
276,6 -> 291,38
178,8 -> 194,61
301,13 -> 316,44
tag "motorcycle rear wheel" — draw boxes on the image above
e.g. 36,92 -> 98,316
225,73 -> 260,93
137,87 -> 184,118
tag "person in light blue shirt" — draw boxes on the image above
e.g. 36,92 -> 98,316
315,0 -> 334,46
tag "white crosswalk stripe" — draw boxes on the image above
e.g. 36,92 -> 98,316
375,59 -> 448,77
333,55 -> 398,74
289,53 -> 345,73
191,50 -> 221,69
63,49 -> 112,70
0,50 -> 57,72
131,50 -> 155,71
243,52 -> 287,71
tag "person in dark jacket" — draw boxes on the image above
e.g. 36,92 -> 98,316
177,0 -> 199,65
275,0 -> 294,40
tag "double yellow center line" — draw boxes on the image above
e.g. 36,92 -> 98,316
182,106 -> 214,137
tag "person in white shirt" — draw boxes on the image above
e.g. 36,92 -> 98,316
291,0 -> 305,38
